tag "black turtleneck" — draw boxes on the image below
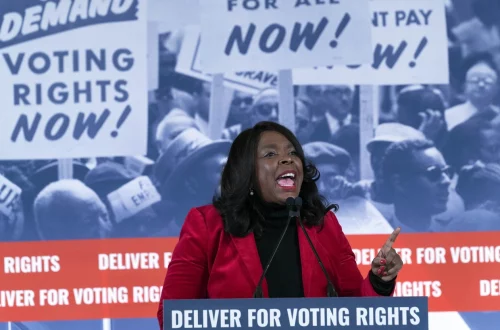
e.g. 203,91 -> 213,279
254,203 -> 304,298
254,203 -> 396,298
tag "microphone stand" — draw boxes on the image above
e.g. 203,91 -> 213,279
252,197 -> 296,298
295,197 -> 339,298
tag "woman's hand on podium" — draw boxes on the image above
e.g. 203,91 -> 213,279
371,227 -> 403,282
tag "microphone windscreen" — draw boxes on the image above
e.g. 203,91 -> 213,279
286,197 -> 295,210
295,196 -> 303,208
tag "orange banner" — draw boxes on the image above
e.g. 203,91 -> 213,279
0,232 -> 499,322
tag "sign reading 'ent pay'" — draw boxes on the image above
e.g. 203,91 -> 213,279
294,0 -> 449,85
198,0 -> 373,73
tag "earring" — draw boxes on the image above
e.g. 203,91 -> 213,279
250,189 -> 254,196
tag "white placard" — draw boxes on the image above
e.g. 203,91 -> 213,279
198,0 -> 372,73
106,176 -> 161,223
176,26 -> 277,94
0,1 -> 148,159
294,0 -> 449,85
0,174 -> 22,218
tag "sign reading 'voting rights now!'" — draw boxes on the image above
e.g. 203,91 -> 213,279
164,297 -> 428,329
0,0 -> 148,160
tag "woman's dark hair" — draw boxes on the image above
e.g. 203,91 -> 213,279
213,121 -> 336,237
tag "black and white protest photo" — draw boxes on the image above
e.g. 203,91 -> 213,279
1,0 -> 500,329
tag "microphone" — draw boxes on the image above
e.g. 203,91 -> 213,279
295,197 -> 339,298
252,197 -> 295,298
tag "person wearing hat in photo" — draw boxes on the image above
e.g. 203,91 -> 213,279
224,90 -> 254,128
303,141 -> 392,234
364,123 -> 464,226
448,161 -> 500,230
396,85 -> 448,141
155,108 -> 200,156
29,160 -> 90,198
170,75 -> 212,136
301,84 -> 356,142
83,162 -> 163,238
153,128 -> 232,236
221,88 -> 279,141
360,123 -> 427,222
222,89 -> 315,145
365,123 -> 426,197
444,110 -> 500,172
376,139 -> 458,233
302,141 -> 353,201
84,162 -> 138,201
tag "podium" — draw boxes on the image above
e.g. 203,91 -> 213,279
163,297 -> 428,329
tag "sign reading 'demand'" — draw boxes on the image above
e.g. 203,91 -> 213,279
164,297 -> 428,329
0,0 -> 148,160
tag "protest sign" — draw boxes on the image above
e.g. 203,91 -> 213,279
0,0 -> 148,159
0,174 -> 21,218
294,0 -> 449,85
176,26 -> 277,94
198,0 -> 372,73
107,176 -> 161,223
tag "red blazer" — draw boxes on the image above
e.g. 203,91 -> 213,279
158,205 -> 392,328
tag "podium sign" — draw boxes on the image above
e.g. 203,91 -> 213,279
163,297 -> 428,329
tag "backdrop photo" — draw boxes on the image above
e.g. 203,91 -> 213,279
1,0 -> 500,329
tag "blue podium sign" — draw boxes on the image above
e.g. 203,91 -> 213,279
163,297 -> 428,329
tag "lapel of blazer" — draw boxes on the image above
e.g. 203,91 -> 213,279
298,223 -> 320,297
231,233 -> 268,297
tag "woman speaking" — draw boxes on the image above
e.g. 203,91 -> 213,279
157,121 -> 403,328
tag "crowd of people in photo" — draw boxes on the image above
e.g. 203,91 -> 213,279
1,0 -> 500,329
3,13 -> 500,242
